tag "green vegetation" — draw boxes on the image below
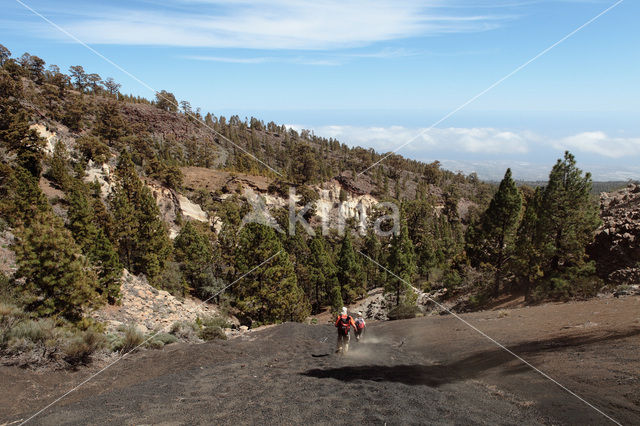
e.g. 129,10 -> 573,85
0,41 -> 610,358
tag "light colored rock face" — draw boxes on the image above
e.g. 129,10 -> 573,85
315,180 -> 379,233
238,180 -> 381,235
30,124 -> 58,155
147,183 -> 181,238
85,160 -> 114,198
177,194 -> 209,223
91,270 -> 218,333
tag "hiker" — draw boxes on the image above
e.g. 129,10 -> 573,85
334,307 -> 355,354
354,311 -> 366,342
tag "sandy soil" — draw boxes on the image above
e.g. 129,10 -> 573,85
2,296 -> 639,425
181,167 -> 273,193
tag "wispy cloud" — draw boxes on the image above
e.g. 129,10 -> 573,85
25,0 -> 515,50
185,55 -> 269,64
286,124 -> 640,180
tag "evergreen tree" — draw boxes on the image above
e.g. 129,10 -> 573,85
404,199 -> 439,277
135,185 -> 172,279
307,235 -> 336,313
336,232 -> 364,304
94,100 -> 127,145
387,221 -> 416,306
13,211 -> 99,321
0,164 -> 49,227
234,223 -> 310,323
62,95 -> 85,132
329,285 -> 343,315
67,182 -> 121,303
466,168 -> 522,296
155,90 -> 178,112
48,140 -> 72,190
110,150 -> 171,279
0,88 -> 46,177
110,157 -> 139,271
174,221 -> 214,297
513,187 -> 544,301
361,228 -> 383,289
538,152 -> 601,273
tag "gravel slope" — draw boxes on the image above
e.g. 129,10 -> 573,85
2,296 -> 639,425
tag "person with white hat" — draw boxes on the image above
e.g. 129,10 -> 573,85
354,311 -> 366,342
334,307 -> 355,354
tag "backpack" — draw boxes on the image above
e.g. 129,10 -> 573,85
355,318 -> 365,330
338,315 -> 352,336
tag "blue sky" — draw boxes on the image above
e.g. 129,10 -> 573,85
2,0 -> 638,180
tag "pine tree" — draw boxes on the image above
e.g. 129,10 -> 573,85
466,168 -> 522,296
361,228 -> 383,289
110,150 -> 171,279
538,152 -> 601,273
234,223 -> 310,323
62,95 -> 85,132
0,93 -> 46,177
404,199 -> 439,277
336,232 -> 364,304
387,221 -> 416,306
308,235 -> 336,313
13,211 -> 99,321
530,152 -> 602,297
0,164 -> 49,227
94,100 -> 127,145
67,182 -> 121,303
513,187 -> 544,301
135,185 -> 172,279
48,140 -> 71,189
329,285 -> 343,315
174,221 -> 214,297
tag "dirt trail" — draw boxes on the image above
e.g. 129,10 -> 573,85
2,296 -> 639,425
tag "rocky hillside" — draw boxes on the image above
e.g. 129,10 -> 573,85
590,183 -> 640,284
91,270 -> 219,333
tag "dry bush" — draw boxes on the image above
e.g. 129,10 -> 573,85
62,329 -> 107,366
112,324 -> 144,354
146,332 -> 178,349
170,321 -> 200,341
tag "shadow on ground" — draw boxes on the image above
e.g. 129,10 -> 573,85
302,327 -> 640,387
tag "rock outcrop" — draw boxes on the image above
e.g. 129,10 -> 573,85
589,183 -> 640,284
91,270 -> 218,333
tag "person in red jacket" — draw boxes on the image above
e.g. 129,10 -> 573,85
335,307 -> 356,354
354,311 -> 366,342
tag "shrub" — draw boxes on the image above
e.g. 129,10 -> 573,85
201,315 -> 231,330
6,318 -> 63,363
0,302 -> 27,347
145,332 -> 178,349
199,325 -> 226,341
63,329 -> 106,366
76,135 -> 111,163
153,261 -> 187,297
113,325 -> 144,354
198,315 -> 229,341
170,321 -> 199,341
387,304 -> 421,321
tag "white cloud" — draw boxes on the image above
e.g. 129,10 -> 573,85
304,125 -> 533,154
287,124 -> 640,180
32,1 -> 513,49
554,131 -> 640,158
